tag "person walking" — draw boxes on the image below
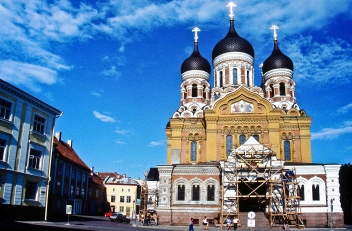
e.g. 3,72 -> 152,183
226,217 -> 232,230
232,216 -> 239,230
189,218 -> 194,231
202,216 -> 209,230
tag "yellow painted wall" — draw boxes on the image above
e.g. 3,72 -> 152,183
166,87 -> 312,164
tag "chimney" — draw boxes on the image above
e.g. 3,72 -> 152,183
67,140 -> 73,148
55,132 -> 62,141
91,166 -> 94,176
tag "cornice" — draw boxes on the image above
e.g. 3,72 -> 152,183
213,52 -> 254,67
0,80 -> 62,115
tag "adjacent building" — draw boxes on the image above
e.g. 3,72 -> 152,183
48,132 -> 91,219
0,79 -> 62,220
102,173 -> 140,218
88,169 -> 107,216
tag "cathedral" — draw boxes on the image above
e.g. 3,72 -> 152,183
157,2 -> 343,229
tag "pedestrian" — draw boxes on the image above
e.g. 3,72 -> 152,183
233,216 -> 239,230
284,218 -> 289,230
202,216 -> 209,230
226,217 -> 232,230
154,213 -> 158,226
189,218 -> 194,231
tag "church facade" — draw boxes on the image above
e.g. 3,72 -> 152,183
157,2 -> 343,229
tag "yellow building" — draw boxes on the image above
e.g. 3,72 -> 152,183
103,175 -> 139,218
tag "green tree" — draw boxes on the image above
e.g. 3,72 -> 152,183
339,163 -> 352,224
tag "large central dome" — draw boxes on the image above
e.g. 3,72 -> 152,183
212,19 -> 254,60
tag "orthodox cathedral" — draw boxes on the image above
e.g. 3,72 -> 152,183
157,2 -> 343,229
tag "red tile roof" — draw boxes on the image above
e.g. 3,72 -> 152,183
91,173 -> 105,186
54,137 -> 90,171
96,172 -> 123,180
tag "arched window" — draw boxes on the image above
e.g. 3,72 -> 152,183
233,68 -> 237,84
284,140 -> 291,160
192,185 -> 200,201
191,141 -> 197,161
253,135 -> 259,142
239,135 -> 246,145
177,184 -> 185,201
299,185 -> 305,201
226,135 -> 233,156
192,84 -> 197,97
312,185 -> 320,201
270,84 -> 274,97
220,71 -> 223,87
280,83 -> 286,96
207,185 -> 215,201
246,70 -> 250,86
214,93 -> 220,101
203,85 -> 206,99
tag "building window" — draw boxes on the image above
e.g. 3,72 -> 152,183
219,71 -> 223,87
299,185 -> 305,201
33,114 -> 46,134
113,188 -> 115,192
119,206 -> 124,212
82,173 -> 86,183
239,135 -> 246,145
126,196 -> 131,203
122,189 -> 124,192
270,84 -> 274,97
65,165 -> 71,177
58,161 -> 63,175
203,85 -> 206,99
226,135 -> 232,156
312,185 -> 320,201
28,148 -> 41,170
192,185 -> 200,201
0,98 -> 12,121
192,84 -> 197,97
233,68 -> 237,84
284,141 -> 291,160
76,186 -> 80,196
177,185 -> 185,201
111,195 -> 116,202
71,168 -> 76,179
120,196 -> 124,203
246,70 -> 250,86
25,181 -> 37,200
82,188 -> 85,197
0,138 -> 6,161
253,135 -> 259,142
96,189 -> 99,198
128,189 -> 130,192
207,185 -> 215,201
191,141 -> 197,161
280,83 -> 286,96
70,185 -> 74,195
89,188 -> 92,196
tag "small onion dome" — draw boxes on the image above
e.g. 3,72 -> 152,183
181,42 -> 211,74
262,40 -> 293,74
212,19 -> 254,60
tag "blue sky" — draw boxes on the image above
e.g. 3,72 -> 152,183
1,0 -> 352,179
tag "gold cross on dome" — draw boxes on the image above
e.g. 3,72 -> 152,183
192,27 -> 201,42
226,2 -> 236,19
270,25 -> 279,40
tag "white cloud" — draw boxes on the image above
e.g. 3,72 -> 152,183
116,140 -> 125,145
102,66 -> 121,80
91,91 -> 101,97
285,36 -> 352,83
115,129 -> 130,135
311,121 -> 352,140
0,60 -> 59,92
337,103 -> 352,114
148,140 -> 165,147
93,111 -> 115,123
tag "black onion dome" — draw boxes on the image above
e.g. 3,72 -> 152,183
262,40 -> 293,74
212,19 -> 254,60
181,42 -> 211,74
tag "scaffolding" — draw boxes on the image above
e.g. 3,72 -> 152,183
220,138 -> 305,230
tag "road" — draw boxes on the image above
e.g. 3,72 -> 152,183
0,215 -> 351,231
